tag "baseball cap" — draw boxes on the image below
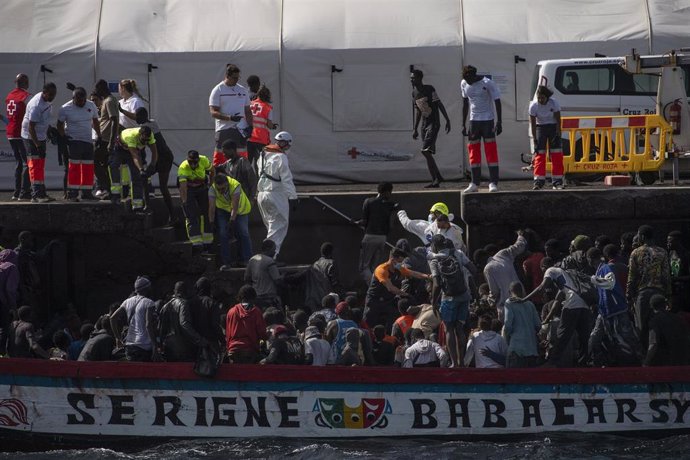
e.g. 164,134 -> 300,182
335,301 -> 350,316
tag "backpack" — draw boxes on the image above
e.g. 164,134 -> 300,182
564,269 -> 599,306
437,253 -> 467,296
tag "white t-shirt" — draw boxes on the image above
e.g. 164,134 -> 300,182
304,337 -> 331,366
122,295 -> 155,350
58,100 -> 98,143
529,98 -> 561,125
461,77 -> 501,121
209,82 -> 250,132
21,93 -> 53,141
543,267 -> 589,310
119,95 -> 145,129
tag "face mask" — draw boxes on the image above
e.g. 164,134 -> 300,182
428,213 -> 435,223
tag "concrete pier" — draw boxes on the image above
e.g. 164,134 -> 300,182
0,181 -> 688,320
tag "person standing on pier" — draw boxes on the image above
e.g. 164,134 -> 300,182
57,86 -> 101,201
5,73 -> 31,201
411,69 -> 451,188
461,65 -> 502,193
21,82 -> 57,202
209,63 -> 253,166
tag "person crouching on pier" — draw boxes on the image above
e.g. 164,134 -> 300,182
110,126 -> 157,211
178,150 -> 214,251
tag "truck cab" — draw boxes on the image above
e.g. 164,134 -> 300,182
529,55 -> 690,182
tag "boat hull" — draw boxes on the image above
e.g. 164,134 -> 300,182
0,359 -> 688,440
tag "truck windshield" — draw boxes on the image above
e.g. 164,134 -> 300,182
530,65 -> 541,97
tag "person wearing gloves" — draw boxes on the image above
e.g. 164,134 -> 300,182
257,131 -> 297,259
396,201 -> 466,252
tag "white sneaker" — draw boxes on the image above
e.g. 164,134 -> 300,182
488,183 -> 499,193
94,190 -> 105,198
463,183 -> 479,193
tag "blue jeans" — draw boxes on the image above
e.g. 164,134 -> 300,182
217,209 -> 252,265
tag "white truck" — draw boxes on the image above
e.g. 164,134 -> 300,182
529,51 -> 690,183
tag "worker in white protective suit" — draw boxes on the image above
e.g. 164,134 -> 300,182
397,202 -> 467,252
257,131 -> 297,258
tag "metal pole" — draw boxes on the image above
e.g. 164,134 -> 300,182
306,195 -> 398,251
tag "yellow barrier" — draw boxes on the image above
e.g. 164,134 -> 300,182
546,115 -> 673,174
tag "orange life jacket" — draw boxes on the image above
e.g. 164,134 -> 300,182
394,315 -> 415,335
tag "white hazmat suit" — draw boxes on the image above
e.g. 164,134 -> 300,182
397,210 -> 466,252
257,145 -> 297,257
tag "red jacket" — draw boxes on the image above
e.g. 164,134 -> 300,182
226,303 -> 267,353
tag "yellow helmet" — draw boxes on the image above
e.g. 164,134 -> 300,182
429,202 -> 449,216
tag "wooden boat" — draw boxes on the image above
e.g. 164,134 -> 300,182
0,359 -> 688,442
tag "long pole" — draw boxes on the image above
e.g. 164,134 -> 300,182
306,195 -> 397,251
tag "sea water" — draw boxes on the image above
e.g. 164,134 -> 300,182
2,434 -> 690,460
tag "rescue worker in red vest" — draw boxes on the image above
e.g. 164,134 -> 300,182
5,74 -> 31,201
110,126 -> 157,210
246,85 -> 277,169
57,86 -> 101,201
178,150 -> 214,249
529,85 -> 563,190
208,173 -> 252,270
21,82 -> 57,203
257,131 -> 297,260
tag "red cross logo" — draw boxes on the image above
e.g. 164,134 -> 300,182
348,147 -> 360,159
6,100 -> 17,116
250,102 -> 262,116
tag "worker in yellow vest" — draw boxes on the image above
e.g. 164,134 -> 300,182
111,126 -> 157,210
208,173 -> 252,270
178,150 -> 213,249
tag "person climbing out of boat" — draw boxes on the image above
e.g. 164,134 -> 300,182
110,276 -> 159,362
356,182 -> 399,282
244,239 -> 283,309
428,234 -> 475,368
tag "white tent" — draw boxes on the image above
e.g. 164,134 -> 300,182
1,0 -> 689,187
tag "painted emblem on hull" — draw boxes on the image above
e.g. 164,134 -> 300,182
0,399 -> 28,427
313,398 -> 392,429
